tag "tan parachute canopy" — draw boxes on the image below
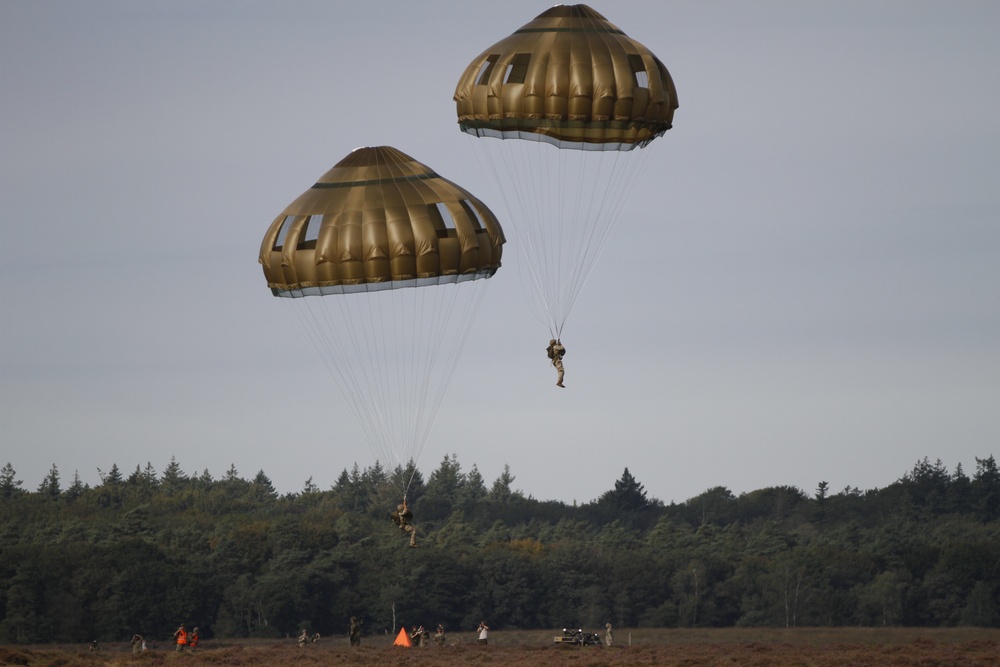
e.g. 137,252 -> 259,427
259,146 -> 505,296
258,146 -> 505,494
454,4 -> 678,150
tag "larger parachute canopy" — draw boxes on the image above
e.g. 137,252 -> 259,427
454,4 -> 678,150
258,147 -> 505,493
259,146 -> 505,296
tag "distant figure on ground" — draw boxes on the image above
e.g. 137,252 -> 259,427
605,623 -> 614,646
434,623 -> 445,646
546,339 -> 566,388
131,634 -> 143,654
349,617 -> 362,646
391,499 -> 417,547
311,632 -> 321,644
173,624 -> 188,652
189,627 -> 200,652
477,621 -> 489,645
298,629 -> 309,647
90,640 -> 99,652
411,625 -> 429,646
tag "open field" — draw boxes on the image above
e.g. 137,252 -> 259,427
2,628 -> 999,667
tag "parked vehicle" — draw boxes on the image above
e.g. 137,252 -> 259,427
553,628 -> 602,646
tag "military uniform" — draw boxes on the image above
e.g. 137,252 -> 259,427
349,617 -> 362,646
391,503 -> 417,547
547,340 -> 566,387
411,625 -> 429,646
434,624 -> 445,646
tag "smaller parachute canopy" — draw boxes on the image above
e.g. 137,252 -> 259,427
259,146 -> 505,297
454,4 -> 678,150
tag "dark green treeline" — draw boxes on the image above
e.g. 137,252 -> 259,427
1,455 -> 998,644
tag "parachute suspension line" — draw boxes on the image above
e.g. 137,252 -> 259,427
290,293 -> 400,481
371,151 -> 407,495
469,132 -> 655,341
467,135 -> 553,335
371,150 -> 417,498
557,144 -> 654,334
523,139 -> 563,336
286,148 -> 495,501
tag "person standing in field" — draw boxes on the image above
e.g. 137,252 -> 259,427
605,623 -> 614,646
349,617 -> 362,646
434,623 -> 445,645
189,627 -> 200,652
298,629 -> 308,647
410,625 -> 429,646
477,621 -> 489,645
173,624 -> 188,652
131,634 -> 144,654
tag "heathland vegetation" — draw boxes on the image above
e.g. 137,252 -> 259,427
0,455 -> 998,645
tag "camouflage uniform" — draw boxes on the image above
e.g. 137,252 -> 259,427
547,340 -> 566,387
391,503 -> 417,547
349,617 -> 362,646
410,625 -> 429,646
605,623 -> 614,646
434,624 -> 445,646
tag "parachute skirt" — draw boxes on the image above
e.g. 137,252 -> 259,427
270,269 -> 495,298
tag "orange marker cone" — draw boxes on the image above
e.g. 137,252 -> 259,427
393,627 -> 412,647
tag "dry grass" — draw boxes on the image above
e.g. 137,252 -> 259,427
3,629 -> 999,667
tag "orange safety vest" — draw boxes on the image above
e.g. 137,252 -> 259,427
176,629 -> 188,645
189,633 -> 199,647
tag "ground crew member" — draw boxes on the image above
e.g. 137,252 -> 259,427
391,499 -> 417,547
605,623 -> 614,646
477,621 -> 489,644
189,627 -> 200,652
173,624 -> 188,652
349,617 -> 362,646
131,634 -> 143,654
411,625 -> 429,646
298,629 -> 308,647
434,623 -> 445,646
547,339 -> 566,387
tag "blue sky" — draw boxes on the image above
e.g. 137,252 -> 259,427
2,1 -> 998,504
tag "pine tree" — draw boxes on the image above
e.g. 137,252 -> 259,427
161,456 -> 187,494
0,462 -> 23,499
65,470 -> 86,501
37,463 -> 61,499
600,468 -> 649,512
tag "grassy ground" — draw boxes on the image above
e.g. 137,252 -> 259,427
3,628 -> 999,667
